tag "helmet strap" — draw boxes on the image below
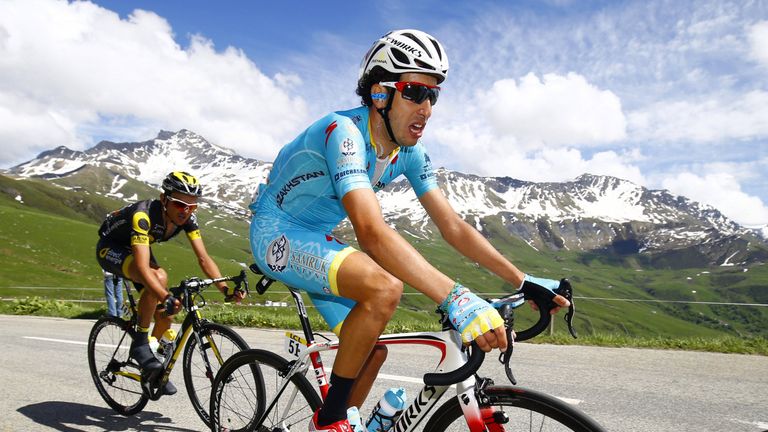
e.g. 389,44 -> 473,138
376,89 -> 399,147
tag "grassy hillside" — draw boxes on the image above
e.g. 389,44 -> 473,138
1,174 -> 766,341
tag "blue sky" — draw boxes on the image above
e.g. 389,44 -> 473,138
1,0 -> 767,228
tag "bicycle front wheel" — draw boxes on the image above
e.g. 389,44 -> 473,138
424,385 -> 606,432
183,321 -> 250,427
87,316 -> 148,416
210,349 -> 322,432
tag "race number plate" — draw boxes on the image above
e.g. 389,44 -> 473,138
284,331 -> 307,358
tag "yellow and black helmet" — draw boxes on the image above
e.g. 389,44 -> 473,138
162,171 -> 203,197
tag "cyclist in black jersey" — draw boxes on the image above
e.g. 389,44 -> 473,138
96,171 -> 245,394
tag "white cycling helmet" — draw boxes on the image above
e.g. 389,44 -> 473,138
359,29 -> 449,83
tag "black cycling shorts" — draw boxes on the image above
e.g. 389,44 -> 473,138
96,238 -> 158,290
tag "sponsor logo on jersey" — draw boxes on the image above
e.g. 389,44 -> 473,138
275,171 -> 325,208
266,235 -> 290,272
324,121 -> 338,146
334,168 -> 367,182
340,138 -> 356,156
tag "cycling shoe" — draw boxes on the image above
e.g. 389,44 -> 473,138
162,380 -> 177,396
130,342 -> 162,372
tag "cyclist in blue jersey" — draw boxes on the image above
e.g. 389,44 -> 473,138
249,29 -> 571,432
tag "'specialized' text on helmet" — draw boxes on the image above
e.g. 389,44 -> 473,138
162,171 -> 203,197
359,29 -> 449,84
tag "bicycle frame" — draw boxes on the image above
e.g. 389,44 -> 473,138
267,289 -> 491,432
118,280 -> 229,400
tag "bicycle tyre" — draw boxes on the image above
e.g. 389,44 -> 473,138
87,316 -> 148,416
210,349 -> 322,432
423,384 -> 606,432
182,321 -> 250,427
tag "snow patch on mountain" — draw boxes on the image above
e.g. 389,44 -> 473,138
9,128 -> 763,264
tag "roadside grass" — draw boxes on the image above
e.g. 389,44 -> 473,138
2,297 -> 765,355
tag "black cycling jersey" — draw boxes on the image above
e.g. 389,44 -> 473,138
98,199 -> 201,246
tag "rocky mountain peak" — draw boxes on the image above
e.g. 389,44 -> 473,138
9,129 -> 766,267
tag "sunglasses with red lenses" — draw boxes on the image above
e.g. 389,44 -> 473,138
166,195 -> 199,212
380,81 -> 441,106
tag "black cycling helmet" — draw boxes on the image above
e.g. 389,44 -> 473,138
161,171 -> 203,197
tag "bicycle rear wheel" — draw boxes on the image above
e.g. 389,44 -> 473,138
87,316 -> 148,416
210,349 -> 322,432
182,321 -> 250,427
424,385 -> 606,432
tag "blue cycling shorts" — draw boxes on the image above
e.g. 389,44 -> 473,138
250,217 -> 357,335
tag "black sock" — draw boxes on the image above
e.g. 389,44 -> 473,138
132,325 -> 149,347
317,372 -> 355,426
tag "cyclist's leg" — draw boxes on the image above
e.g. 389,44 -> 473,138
253,227 -> 401,425
98,240 -> 164,371
308,293 -> 388,408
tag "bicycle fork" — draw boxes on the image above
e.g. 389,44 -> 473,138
461,378 -> 508,432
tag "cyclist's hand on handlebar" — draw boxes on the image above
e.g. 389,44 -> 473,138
521,275 -> 570,314
220,283 -> 246,303
440,283 -> 508,353
160,294 -> 181,315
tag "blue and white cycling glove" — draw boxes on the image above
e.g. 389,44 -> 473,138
518,274 -> 563,308
521,274 -> 560,291
440,283 -> 504,343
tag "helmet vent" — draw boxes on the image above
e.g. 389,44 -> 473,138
391,49 -> 409,64
414,59 -> 436,71
402,32 -> 430,54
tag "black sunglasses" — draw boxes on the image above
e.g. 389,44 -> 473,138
380,81 -> 441,106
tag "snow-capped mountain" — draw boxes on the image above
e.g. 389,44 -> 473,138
12,129 -> 271,213
9,129 -> 766,267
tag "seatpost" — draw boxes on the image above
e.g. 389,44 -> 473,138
288,288 -> 331,399
288,289 -> 315,344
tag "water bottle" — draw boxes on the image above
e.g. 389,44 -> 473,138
157,328 -> 177,360
347,406 -> 365,432
120,301 -> 132,320
365,387 -> 407,432
148,336 -> 160,359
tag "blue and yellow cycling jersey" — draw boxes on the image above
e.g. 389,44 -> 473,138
249,106 -> 438,231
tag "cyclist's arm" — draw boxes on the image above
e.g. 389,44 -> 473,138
342,188 -> 455,304
131,243 -> 167,299
419,189 -> 569,313
419,188 -> 525,286
188,236 -> 231,296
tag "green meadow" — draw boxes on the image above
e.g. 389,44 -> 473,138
0,174 -> 766,354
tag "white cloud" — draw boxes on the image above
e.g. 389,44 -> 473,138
661,172 -> 768,227
0,0 -> 308,166
628,91 -> 768,143
479,73 -> 627,150
748,20 -> 768,66
429,72 -> 634,182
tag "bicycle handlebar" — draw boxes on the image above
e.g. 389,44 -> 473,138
491,278 -> 577,342
423,342 -> 485,386
169,270 -> 249,298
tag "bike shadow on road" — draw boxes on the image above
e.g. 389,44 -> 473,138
17,401 -> 199,432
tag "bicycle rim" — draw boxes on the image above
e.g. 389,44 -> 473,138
87,316 -> 148,416
183,322 -> 250,427
424,385 -> 606,432
211,349 -> 321,432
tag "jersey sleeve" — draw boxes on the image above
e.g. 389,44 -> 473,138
130,210 -> 151,246
184,213 -> 202,240
403,143 -> 438,197
322,116 -> 372,199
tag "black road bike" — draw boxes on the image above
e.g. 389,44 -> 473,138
87,270 -> 252,428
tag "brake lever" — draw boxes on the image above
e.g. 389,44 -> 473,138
494,304 -> 518,385
556,279 -> 578,339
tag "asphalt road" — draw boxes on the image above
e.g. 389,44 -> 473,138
0,315 -> 766,432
